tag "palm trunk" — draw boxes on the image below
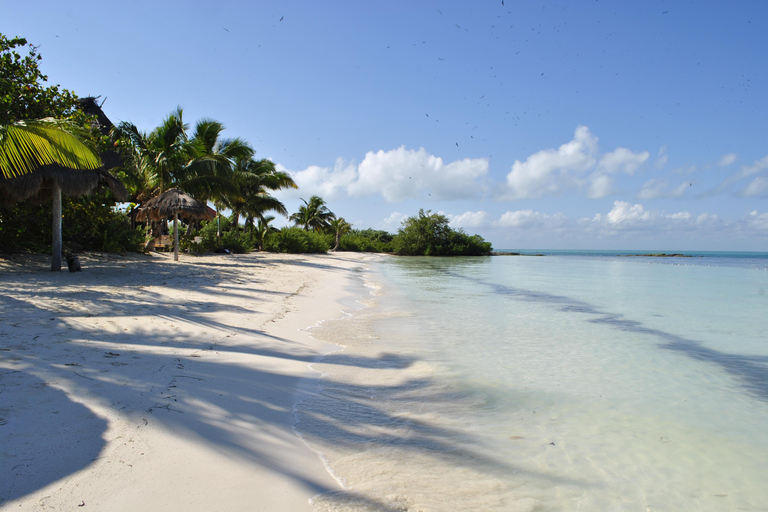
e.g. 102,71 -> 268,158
51,183 -> 62,271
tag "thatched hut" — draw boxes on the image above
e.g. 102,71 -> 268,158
135,188 -> 215,260
0,97 -> 128,270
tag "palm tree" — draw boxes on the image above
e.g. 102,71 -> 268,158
222,157 -> 297,232
0,118 -> 101,178
113,110 -> 247,251
254,215 -> 278,251
185,119 -> 253,202
289,195 -> 335,232
329,217 -> 352,251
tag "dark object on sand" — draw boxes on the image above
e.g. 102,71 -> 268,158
66,253 -> 81,272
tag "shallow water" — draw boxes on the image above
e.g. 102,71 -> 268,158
295,253 -> 768,511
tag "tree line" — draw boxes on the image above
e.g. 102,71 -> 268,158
0,32 -> 491,260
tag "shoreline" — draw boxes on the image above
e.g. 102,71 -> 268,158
0,251 -> 376,511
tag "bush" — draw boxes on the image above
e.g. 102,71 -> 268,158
391,209 -> 492,256
338,233 -> 392,253
182,218 -> 256,254
263,227 -> 330,253
0,195 -> 144,254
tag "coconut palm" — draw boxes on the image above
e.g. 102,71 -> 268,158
0,118 -> 101,179
329,217 -> 352,251
222,157 -> 297,232
185,119 -> 253,202
254,215 -> 278,251
289,195 -> 335,232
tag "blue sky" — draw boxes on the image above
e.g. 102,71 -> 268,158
3,1 -> 767,250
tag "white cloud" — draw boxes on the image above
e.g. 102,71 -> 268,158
747,210 -> 768,231
655,145 -> 668,169
741,176 -> 768,197
284,159 -> 357,201
586,173 -> 614,199
495,210 -> 567,229
605,201 -> 651,224
710,154 -> 768,195
596,147 -> 649,175
671,181 -> 692,197
742,155 -> 768,177
638,179 -> 667,200
718,153 -> 737,167
279,147 -> 489,203
379,211 -> 407,231
501,125 -> 598,200
350,146 -> 488,201
447,211 -> 490,229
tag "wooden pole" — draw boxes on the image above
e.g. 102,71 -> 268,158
51,183 -> 62,271
173,211 -> 179,261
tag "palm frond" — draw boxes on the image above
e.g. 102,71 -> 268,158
0,119 -> 102,178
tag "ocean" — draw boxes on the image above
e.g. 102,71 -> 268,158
294,251 -> 768,512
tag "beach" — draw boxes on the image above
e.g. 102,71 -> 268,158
3,251 -> 767,512
0,251 -> 374,512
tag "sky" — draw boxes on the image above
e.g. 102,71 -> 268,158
3,0 -> 768,250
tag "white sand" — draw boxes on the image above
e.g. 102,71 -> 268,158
0,251 -> 375,511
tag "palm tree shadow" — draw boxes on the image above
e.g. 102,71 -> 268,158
0,370 -> 107,503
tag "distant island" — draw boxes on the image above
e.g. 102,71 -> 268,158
619,253 -> 700,258
491,252 -> 545,256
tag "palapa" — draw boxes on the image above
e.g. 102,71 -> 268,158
0,97 -> 128,271
135,188 -> 215,261
0,164 -> 128,206
135,188 -> 215,222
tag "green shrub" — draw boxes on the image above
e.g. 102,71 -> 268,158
263,227 -> 330,253
0,195 -> 144,254
220,229 -> 256,254
391,209 -> 492,256
338,233 -> 392,253
182,218 -> 257,254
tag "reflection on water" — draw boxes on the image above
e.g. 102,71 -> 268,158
296,255 -> 768,512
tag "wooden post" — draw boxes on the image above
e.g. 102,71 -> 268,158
173,212 -> 179,261
51,183 -> 62,271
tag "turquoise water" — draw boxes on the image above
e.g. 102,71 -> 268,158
296,253 -> 768,511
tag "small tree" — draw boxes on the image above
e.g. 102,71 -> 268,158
255,215 -> 278,251
329,217 -> 352,251
289,195 -> 335,232
392,209 -> 492,256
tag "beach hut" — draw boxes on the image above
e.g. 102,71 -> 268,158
0,97 -> 128,270
135,188 -> 215,261
0,165 -> 128,270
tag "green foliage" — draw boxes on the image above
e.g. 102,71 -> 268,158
182,217 -> 256,254
337,233 -> 393,253
289,195 -> 335,232
263,227 -> 330,253
351,228 -> 394,244
0,195 -> 143,254
220,229 -> 256,254
391,209 -> 492,256
0,33 -> 79,124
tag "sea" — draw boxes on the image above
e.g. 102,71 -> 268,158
294,250 -> 768,512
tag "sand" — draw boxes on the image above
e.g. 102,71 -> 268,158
0,250 -> 376,511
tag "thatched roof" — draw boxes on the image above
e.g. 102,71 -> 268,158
0,97 -> 130,207
135,188 -> 216,222
0,164 -> 129,206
